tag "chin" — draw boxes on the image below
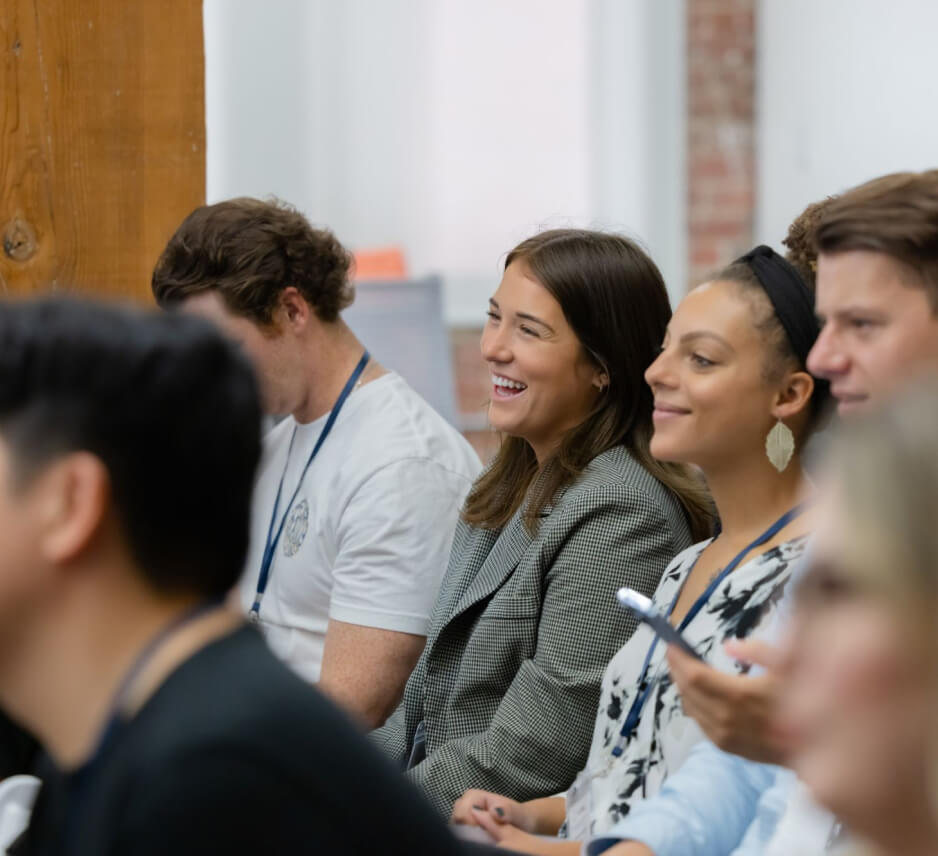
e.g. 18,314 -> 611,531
649,439 -> 687,464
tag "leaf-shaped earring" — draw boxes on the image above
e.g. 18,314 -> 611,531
766,419 -> 795,472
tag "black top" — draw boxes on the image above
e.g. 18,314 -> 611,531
0,709 -> 38,780
12,626 -> 481,856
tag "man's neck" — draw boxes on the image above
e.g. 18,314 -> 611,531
290,319 -> 370,425
703,451 -> 809,544
0,573 -> 232,770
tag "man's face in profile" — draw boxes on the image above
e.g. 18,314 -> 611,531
180,292 -> 298,417
808,249 -> 938,415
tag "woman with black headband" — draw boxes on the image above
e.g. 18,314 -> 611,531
451,246 -> 830,854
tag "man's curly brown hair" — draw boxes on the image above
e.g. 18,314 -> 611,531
782,196 -> 838,289
151,197 -> 354,325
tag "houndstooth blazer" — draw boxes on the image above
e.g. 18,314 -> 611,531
371,445 -> 694,815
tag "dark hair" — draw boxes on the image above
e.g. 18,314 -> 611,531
462,229 -> 713,540
813,170 -> 938,314
0,298 -> 262,598
151,197 -> 355,324
709,257 -> 829,432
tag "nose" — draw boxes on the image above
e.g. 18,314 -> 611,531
644,348 -> 675,391
806,325 -> 849,379
480,321 -> 512,365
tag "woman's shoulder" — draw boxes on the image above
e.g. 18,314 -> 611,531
653,537 -> 713,588
559,446 -> 687,518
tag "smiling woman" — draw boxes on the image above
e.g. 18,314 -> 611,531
464,230 -> 713,536
372,228 -> 712,815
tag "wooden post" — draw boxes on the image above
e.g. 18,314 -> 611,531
0,0 -> 205,300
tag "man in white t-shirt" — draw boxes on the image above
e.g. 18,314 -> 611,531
152,197 -> 481,728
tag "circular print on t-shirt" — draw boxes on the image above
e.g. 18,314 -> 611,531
282,498 -> 309,557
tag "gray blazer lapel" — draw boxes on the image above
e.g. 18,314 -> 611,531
450,509 -> 534,619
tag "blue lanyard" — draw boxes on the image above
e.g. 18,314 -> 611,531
610,502 -> 807,757
249,351 -> 370,621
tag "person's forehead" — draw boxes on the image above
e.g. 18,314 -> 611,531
671,279 -> 757,339
816,251 -> 926,309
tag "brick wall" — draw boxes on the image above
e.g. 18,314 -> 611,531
687,0 -> 756,288
453,0 -> 758,457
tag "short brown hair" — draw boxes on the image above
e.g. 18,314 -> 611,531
152,197 -> 354,324
813,170 -> 938,312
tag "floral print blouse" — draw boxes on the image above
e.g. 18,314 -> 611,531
564,534 -> 809,839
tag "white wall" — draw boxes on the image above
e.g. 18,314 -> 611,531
756,0 -> 938,249
204,0 -> 686,324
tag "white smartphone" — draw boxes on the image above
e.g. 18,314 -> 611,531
616,587 -> 702,660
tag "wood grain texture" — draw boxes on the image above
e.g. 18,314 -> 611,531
0,0 -> 204,300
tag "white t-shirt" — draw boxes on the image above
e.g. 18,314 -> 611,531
238,372 -> 481,683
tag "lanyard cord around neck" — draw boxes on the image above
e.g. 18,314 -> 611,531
63,597 -> 224,840
610,501 -> 808,757
250,350 -> 370,621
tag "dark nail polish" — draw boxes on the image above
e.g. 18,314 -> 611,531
472,805 -> 483,810
495,807 -> 505,818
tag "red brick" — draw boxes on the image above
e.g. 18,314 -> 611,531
686,0 -> 755,291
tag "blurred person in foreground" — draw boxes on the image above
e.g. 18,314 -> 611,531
779,380 -> 938,855
0,299 -> 473,856
152,198 -> 481,729
589,170 -> 938,855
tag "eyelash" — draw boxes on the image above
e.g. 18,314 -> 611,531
487,312 -> 540,338
691,354 -> 715,368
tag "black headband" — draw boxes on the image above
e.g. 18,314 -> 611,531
735,245 -> 819,365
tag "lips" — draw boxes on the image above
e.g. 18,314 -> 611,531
491,373 -> 527,400
831,389 -> 869,414
653,401 -> 690,421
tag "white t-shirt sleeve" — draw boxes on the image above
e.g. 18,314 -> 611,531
327,457 -> 471,635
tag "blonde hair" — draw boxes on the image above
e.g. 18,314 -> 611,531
828,377 -> 938,849
831,380 -> 938,611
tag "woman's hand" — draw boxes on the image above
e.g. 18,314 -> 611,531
470,809 -> 580,855
451,789 -> 536,832
666,638 -> 788,764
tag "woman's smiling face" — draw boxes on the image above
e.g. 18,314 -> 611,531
480,260 -> 602,462
644,279 -> 784,470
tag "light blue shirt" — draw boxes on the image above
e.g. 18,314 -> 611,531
585,740 -> 789,856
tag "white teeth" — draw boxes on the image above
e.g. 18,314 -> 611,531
492,375 -> 527,391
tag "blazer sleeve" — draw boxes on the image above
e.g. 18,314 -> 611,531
406,482 -> 682,814
371,695 -> 411,765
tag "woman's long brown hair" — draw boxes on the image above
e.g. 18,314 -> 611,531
462,229 -> 713,541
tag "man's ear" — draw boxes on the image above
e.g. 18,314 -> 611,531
38,453 -> 110,565
772,370 -> 815,422
278,287 -> 312,331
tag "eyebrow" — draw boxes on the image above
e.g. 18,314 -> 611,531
824,305 -> 887,320
678,331 -> 734,350
489,299 -> 556,334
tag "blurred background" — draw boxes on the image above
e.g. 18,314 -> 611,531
2,0 -> 937,457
